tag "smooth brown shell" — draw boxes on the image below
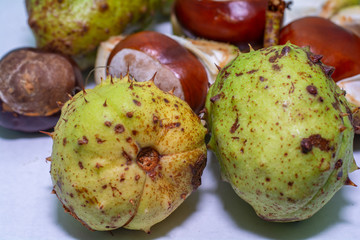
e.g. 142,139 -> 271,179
107,31 -> 209,113
0,48 -> 83,132
173,0 -> 268,51
0,48 -> 83,116
279,17 -> 360,82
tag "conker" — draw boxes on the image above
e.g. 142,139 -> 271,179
172,0 -> 268,51
106,31 -> 209,113
0,99 -> 60,132
279,16 -> 360,82
0,48 -> 83,132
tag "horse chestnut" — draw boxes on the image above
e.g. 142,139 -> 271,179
279,16 -> 360,82
0,48 -> 83,132
0,98 -> 60,132
106,31 -> 209,113
172,0 -> 268,51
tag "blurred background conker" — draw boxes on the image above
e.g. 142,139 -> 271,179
279,16 -> 360,82
172,0 -> 268,51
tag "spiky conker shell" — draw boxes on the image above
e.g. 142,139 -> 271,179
26,0 -> 172,56
50,76 -> 207,232
205,43 -> 357,222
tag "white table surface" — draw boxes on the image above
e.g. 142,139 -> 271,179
1,1 -> 359,239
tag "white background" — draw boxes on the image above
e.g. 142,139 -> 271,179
0,1 -> 359,239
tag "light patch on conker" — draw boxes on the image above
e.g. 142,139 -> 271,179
108,49 -> 185,100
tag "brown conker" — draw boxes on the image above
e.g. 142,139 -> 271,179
0,48 -> 83,132
173,0 -> 268,51
0,98 -> 60,132
279,17 -> 360,82
106,31 -> 209,113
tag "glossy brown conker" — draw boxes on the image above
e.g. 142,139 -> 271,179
173,0 -> 268,51
279,16 -> 360,82
107,31 -> 209,113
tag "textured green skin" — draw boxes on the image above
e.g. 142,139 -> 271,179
26,0 -> 173,56
50,76 -> 207,232
206,43 -> 356,221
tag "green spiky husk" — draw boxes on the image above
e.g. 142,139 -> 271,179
50,75 -> 207,232
206,43 -> 357,222
26,0 -> 174,56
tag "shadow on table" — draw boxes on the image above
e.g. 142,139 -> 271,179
55,187 -> 201,240
208,150 -> 351,240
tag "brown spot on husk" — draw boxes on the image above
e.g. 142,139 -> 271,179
98,2 -> 109,12
153,114 -> 159,124
301,134 -> 331,154
306,85 -> 318,96
114,124 -> 125,134
96,135 -> 106,144
122,150 -> 132,165
190,154 -> 207,190
272,64 -> 281,71
126,112 -> 133,118
78,136 -> 88,145
247,69 -> 258,74
230,115 -> 240,133
78,161 -> 84,169
165,122 -> 181,129
281,46 -> 291,56
335,159 -> 343,169
133,99 -> 141,106
210,93 -> 224,103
